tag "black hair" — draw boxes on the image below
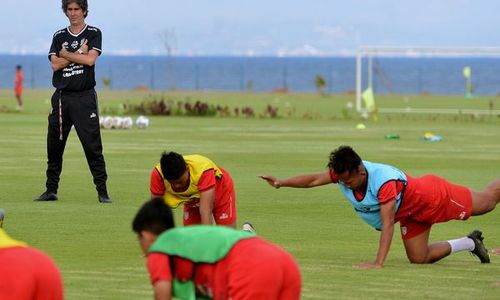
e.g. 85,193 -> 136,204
62,0 -> 89,18
327,145 -> 362,174
132,197 -> 175,235
16,65 -> 22,70
160,151 -> 187,181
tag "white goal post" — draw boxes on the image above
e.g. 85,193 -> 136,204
355,46 -> 500,114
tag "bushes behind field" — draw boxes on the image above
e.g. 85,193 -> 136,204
116,94 -> 279,118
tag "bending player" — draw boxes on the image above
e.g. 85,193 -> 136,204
150,151 -> 238,228
132,197 -> 301,300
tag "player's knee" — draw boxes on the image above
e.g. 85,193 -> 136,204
407,252 -> 430,264
408,256 -> 427,264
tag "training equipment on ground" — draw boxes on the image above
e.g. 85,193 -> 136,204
135,115 -> 150,129
101,116 -> 113,129
121,116 -> 133,129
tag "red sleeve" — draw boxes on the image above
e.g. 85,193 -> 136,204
378,180 -> 404,204
150,168 -> 166,196
147,253 -> 172,285
198,169 -> 216,192
328,169 -> 339,184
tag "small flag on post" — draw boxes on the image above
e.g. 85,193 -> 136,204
463,66 -> 472,98
362,87 -> 376,112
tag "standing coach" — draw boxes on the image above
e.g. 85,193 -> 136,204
36,0 -> 111,203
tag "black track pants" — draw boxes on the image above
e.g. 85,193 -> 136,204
45,89 -> 108,195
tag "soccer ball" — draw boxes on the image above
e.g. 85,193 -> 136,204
121,116 -> 133,129
101,116 -> 113,129
111,116 -> 123,129
136,115 -> 150,129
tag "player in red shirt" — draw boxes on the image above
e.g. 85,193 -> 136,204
14,65 -> 24,111
150,151 -> 237,227
260,145 -> 499,268
132,197 -> 301,300
0,221 -> 63,299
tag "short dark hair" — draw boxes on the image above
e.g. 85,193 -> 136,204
16,65 -> 22,70
62,0 -> 89,18
327,145 -> 362,174
132,197 -> 175,235
160,151 -> 187,181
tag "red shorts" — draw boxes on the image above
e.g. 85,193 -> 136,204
15,86 -> 23,97
215,238 -> 302,300
183,170 -> 237,226
398,175 -> 472,240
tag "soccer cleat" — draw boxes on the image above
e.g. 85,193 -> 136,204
0,208 -> 5,228
98,194 -> 112,204
468,230 -> 490,263
34,191 -> 58,201
242,222 -> 256,234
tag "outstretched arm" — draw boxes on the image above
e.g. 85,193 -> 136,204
355,199 -> 396,269
259,170 -> 333,188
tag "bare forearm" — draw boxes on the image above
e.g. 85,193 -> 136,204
199,189 -> 215,225
51,56 -> 72,72
375,224 -> 394,265
60,51 -> 97,67
200,208 -> 213,225
272,172 -> 332,188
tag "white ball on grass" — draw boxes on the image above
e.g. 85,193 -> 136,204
136,115 -> 150,129
121,116 -> 133,129
102,116 -> 113,129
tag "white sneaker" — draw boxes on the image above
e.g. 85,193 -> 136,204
242,222 -> 256,234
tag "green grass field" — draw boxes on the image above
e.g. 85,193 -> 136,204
1,89 -> 499,299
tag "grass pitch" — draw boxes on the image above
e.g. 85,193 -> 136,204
0,89 -> 499,299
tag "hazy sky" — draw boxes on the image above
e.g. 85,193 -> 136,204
1,0 -> 500,56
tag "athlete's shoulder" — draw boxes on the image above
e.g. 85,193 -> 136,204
52,28 -> 68,38
86,25 -> 101,34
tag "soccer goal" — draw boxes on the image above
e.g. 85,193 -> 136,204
355,46 -> 500,115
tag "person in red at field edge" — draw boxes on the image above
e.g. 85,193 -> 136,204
150,151 -> 237,227
0,228 -> 63,299
132,197 -> 301,300
260,145 -> 500,268
14,65 -> 24,111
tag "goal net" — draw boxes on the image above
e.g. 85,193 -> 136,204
355,46 -> 500,115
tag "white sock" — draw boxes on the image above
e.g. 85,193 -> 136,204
447,237 -> 475,253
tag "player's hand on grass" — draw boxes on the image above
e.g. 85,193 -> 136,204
258,175 -> 281,188
492,248 -> 500,256
353,261 -> 383,269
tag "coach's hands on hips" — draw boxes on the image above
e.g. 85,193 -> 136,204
258,175 -> 281,188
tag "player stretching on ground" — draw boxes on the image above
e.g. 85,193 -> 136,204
150,151 -> 239,228
260,145 -> 499,268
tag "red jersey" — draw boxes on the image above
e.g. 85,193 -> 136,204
150,167 -> 216,196
146,238 -> 301,299
0,246 -> 63,300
